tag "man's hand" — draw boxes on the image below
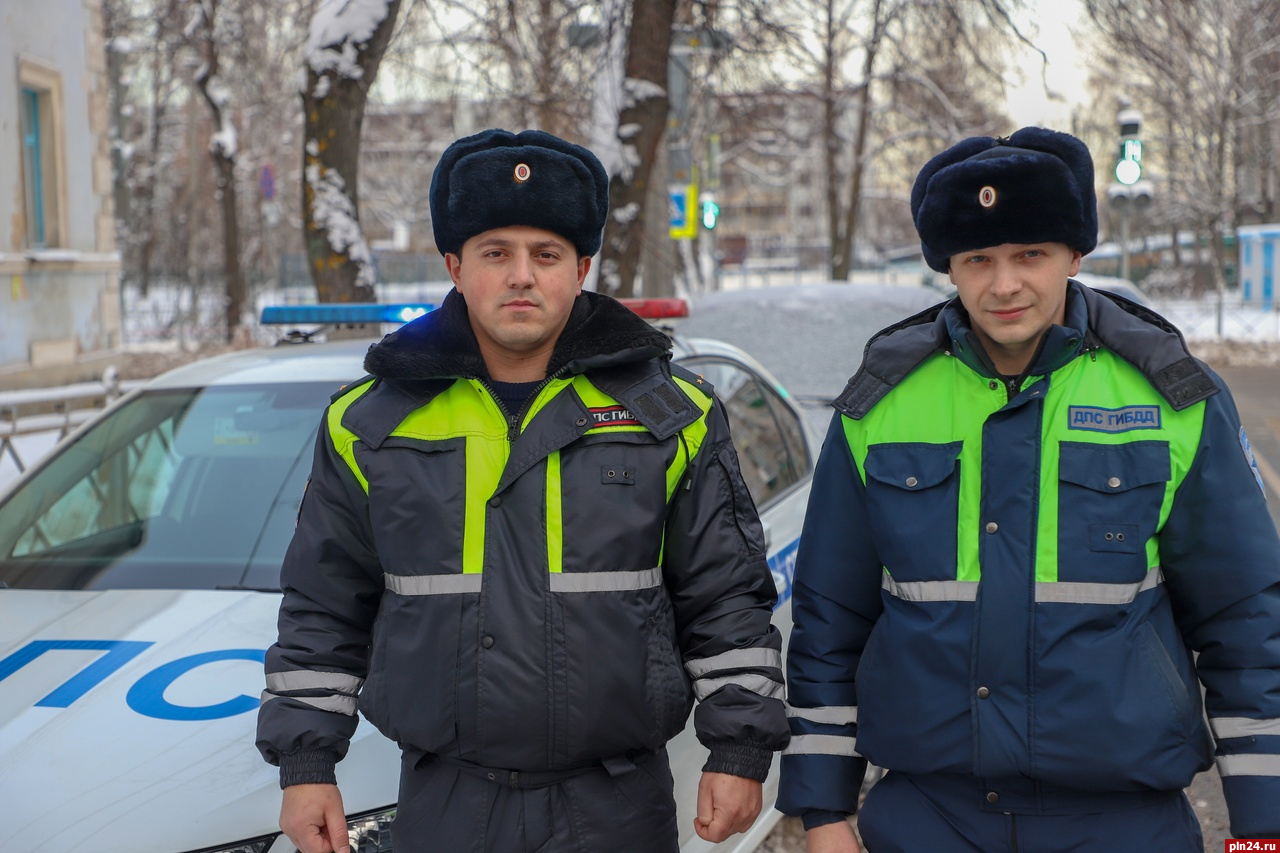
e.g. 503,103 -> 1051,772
279,783 -> 351,853
693,771 -> 763,843
806,818 -> 862,853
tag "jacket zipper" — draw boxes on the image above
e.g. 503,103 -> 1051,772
477,366 -> 571,443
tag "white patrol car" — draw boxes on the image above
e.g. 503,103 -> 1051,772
0,298 -> 820,853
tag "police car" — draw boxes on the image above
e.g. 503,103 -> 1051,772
0,297 -> 827,853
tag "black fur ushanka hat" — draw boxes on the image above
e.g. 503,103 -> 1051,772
429,128 -> 610,258
910,126 -> 1098,272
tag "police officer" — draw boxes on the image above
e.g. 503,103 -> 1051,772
778,127 -> 1280,851
257,129 -> 788,853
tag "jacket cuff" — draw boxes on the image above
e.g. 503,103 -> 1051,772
802,809 -> 851,830
702,740 -> 774,782
279,747 -> 341,788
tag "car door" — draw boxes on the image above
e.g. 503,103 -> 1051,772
668,353 -> 813,852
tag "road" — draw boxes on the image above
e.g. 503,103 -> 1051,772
759,360 -> 1279,852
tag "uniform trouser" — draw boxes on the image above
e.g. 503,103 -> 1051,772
856,772 -> 1204,853
390,748 -> 680,853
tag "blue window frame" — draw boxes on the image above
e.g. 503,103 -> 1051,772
20,86 -> 47,247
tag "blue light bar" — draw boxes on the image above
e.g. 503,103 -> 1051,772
260,303 -> 437,326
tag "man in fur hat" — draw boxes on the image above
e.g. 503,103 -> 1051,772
257,129 -> 788,853
778,127 -> 1280,851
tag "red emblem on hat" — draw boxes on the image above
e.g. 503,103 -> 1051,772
514,163 -> 531,183
979,186 -> 997,208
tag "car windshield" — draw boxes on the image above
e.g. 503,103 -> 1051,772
676,283 -> 945,407
0,383 -> 333,591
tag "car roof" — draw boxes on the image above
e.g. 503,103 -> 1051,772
141,339 -> 374,390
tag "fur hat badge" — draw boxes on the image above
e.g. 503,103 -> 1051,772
429,128 -> 610,259
910,127 -> 1098,272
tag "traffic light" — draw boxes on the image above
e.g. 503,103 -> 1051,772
1115,108 -> 1143,186
701,195 -> 719,229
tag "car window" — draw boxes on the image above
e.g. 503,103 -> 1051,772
684,357 -> 809,507
0,383 -> 332,591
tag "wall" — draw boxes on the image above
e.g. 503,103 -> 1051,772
0,0 -> 121,386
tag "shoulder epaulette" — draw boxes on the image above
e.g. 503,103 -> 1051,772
330,374 -> 376,403
671,362 -> 715,399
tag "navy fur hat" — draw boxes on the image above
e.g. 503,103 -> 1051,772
910,127 -> 1097,272
429,128 -> 610,258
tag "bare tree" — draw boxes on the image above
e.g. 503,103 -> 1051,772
301,0 -> 402,304
185,0 -> 250,339
595,0 -> 679,297
1085,0 -> 1280,292
754,0 -> 1026,280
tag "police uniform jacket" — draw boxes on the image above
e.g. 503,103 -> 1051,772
778,282 -> 1280,838
256,290 -> 788,786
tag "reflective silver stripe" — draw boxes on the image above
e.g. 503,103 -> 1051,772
685,647 -> 782,678
782,734 -> 860,757
692,673 -> 785,701
882,573 -> 978,602
385,572 -> 483,595
1217,753 -> 1280,777
259,690 -> 358,716
1035,568 -> 1164,605
785,703 -> 857,725
265,670 -> 363,695
1211,717 -> 1280,739
548,567 -> 662,593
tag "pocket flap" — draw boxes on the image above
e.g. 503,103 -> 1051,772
1059,441 -> 1171,493
864,442 -> 962,491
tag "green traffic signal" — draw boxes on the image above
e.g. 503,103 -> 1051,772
701,199 -> 719,229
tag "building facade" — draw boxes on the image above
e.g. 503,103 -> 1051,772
1,0 -> 121,387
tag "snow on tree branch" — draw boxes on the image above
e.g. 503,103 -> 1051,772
306,0 -> 395,82
305,143 -> 375,288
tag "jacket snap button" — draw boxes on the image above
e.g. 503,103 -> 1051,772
486,772 -> 496,781
489,496 -> 502,508
1108,477 -> 1121,488
985,522 -> 998,534
1105,532 -> 1114,541
576,417 -> 587,427
989,380 -> 999,390
905,477 -> 918,488
608,470 -> 616,478
977,686 -> 990,699
481,635 -> 495,649
986,791 -> 999,804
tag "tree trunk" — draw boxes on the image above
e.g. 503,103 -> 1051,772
832,0 -> 883,282
301,0 -> 401,306
599,0 -> 677,297
190,0 -> 248,341
211,151 -> 246,335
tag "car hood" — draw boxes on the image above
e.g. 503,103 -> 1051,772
0,589 -> 398,853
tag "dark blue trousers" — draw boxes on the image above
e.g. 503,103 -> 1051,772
857,772 -> 1204,853
390,748 -> 680,853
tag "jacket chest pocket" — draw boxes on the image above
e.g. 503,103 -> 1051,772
863,442 -> 961,582
363,437 -> 467,575
558,433 -> 672,571
1057,441 -> 1170,583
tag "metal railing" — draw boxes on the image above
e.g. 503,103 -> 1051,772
0,369 -> 142,475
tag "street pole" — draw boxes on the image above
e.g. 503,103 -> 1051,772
1120,204 -> 1131,282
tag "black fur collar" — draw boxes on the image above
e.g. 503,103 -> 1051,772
363,288 -> 672,381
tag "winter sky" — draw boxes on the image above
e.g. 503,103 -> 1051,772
1002,0 -> 1092,131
